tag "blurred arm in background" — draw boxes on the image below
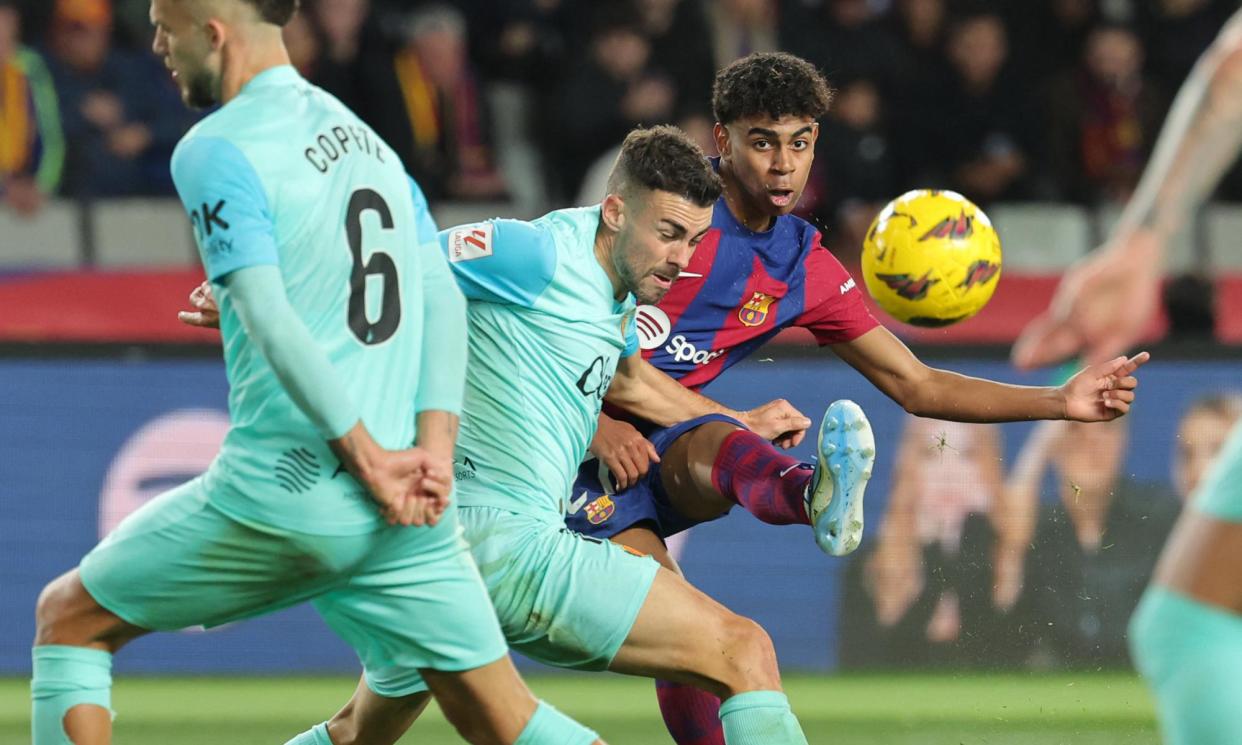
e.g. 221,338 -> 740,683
1013,9 -> 1242,369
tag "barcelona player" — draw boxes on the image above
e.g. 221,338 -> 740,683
564,52 -> 1151,745
1016,10 -> 1242,745
32,2 -> 604,744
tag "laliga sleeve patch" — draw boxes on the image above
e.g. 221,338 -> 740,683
448,223 -> 494,263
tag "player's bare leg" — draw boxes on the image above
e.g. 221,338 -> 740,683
611,527 -> 726,745
609,568 -> 807,744
33,569 -> 149,745
1130,511 -> 1242,745
322,659 -> 606,745
660,401 -> 875,555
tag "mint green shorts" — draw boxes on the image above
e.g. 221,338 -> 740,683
464,505 -> 660,671
79,477 -> 508,697
1193,421 -> 1242,522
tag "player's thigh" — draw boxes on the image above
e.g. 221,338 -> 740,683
610,524 -> 682,576
608,566 -> 780,696
659,421 -> 745,522
462,506 -> 660,671
314,509 -> 509,699
78,477 -> 333,631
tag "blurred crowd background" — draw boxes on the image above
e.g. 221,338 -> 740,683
4,0 -> 1242,259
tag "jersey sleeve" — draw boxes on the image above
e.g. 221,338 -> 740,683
408,176 -> 468,415
437,219 -> 557,307
171,135 -> 278,281
796,234 -> 880,345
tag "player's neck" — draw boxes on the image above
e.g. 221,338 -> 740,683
719,161 -> 776,233
593,230 -> 626,300
218,33 -> 292,105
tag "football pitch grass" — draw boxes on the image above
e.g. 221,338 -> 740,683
0,672 -> 1159,744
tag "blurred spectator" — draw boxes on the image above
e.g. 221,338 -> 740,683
0,0 -> 63,216
1048,24 -> 1166,204
283,9 -> 322,77
889,0 -> 948,78
44,0 -> 188,197
1162,273 -> 1216,340
556,6 -> 675,197
390,5 -> 507,201
709,0 -> 779,70
466,0 -> 568,85
1140,0 -> 1235,90
905,12 -> 1038,202
638,0 -> 715,117
1007,417 -> 1178,668
840,418 -> 1008,668
783,0 -> 903,93
1174,393 -> 1242,503
803,75 -> 896,265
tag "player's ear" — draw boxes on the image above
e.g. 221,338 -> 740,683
713,123 -> 730,159
205,17 -> 226,51
601,193 -> 626,233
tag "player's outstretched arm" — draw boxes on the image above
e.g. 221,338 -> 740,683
1013,10 -> 1242,369
834,326 -> 1149,422
223,266 -> 449,526
605,353 -> 812,443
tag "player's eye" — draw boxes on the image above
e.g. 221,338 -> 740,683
792,140 -> 809,150
752,140 -> 770,150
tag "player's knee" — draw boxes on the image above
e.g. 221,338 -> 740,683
716,612 -> 781,692
34,571 -> 82,644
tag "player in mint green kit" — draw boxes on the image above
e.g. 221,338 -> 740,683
1014,9 -> 1242,745
30,2 -> 603,745
303,126 -> 818,745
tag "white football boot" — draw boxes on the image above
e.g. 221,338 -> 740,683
805,400 -> 875,556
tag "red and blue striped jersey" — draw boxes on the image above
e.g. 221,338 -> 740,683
636,196 -> 878,391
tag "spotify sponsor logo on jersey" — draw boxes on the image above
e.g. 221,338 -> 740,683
635,305 -> 724,365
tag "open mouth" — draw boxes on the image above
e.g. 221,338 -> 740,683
651,272 -> 676,290
767,188 -> 795,207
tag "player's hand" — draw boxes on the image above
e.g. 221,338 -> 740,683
178,281 -> 220,329
589,414 -> 658,491
740,399 -> 812,448
1060,351 -> 1150,422
367,447 -> 453,527
1012,231 -> 1163,370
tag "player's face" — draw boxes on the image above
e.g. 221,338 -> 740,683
612,189 -> 713,305
1174,410 -> 1237,500
150,0 -> 221,108
716,115 -> 818,218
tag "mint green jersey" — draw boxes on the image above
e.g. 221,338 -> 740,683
439,207 -> 639,522
171,66 -> 450,535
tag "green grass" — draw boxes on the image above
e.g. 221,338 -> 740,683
0,672 -> 1159,744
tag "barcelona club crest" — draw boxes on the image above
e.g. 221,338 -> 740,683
586,495 -> 615,525
738,292 -> 776,327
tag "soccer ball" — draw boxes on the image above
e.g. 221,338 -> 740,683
860,189 -> 1002,327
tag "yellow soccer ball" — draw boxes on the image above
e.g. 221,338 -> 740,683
861,189 -> 1002,327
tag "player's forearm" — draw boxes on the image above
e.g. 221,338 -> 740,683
414,240 -> 468,416
415,410 -> 459,461
606,356 -> 737,427
223,265 -> 361,440
903,368 -> 1065,423
1116,12 -> 1242,242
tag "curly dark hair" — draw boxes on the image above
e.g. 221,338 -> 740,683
240,0 -> 299,25
712,52 -> 835,125
607,125 -> 722,208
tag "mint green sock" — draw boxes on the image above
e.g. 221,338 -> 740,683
284,722 -> 333,745
514,700 -> 598,745
718,690 -> 808,745
31,645 -> 113,745
1130,587 -> 1242,745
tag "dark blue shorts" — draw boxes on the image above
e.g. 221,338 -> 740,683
564,413 -> 745,540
